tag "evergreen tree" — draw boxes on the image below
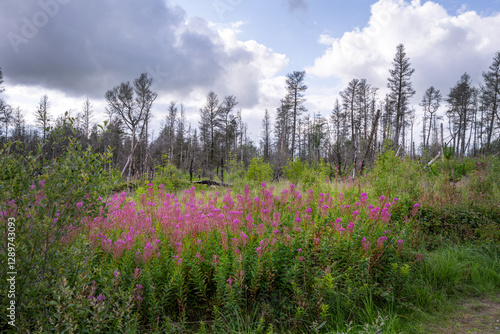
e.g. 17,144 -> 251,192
420,86 -> 442,151
285,71 -> 307,159
387,44 -> 416,148
199,91 -> 223,170
446,73 -> 474,156
34,95 -> 52,141
482,51 -> 500,153
260,109 -> 272,161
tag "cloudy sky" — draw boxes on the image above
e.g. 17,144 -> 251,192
1,0 -> 500,141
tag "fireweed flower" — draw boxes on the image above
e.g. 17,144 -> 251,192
96,294 -> 106,302
377,236 -> 388,248
411,203 -> 420,216
256,246 -> 263,258
297,248 -> 302,253
227,276 -> 233,287
135,284 -> 144,303
397,239 -> 404,252
134,268 -> 141,280
143,243 -> 154,263
347,222 -> 355,233
76,201 -> 83,208
240,232 -> 249,246
362,237 -> 371,252
381,209 -> 391,223
113,270 -> 121,278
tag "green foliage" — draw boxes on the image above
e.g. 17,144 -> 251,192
417,205 -> 500,245
247,157 -> 273,183
282,158 -> 331,191
283,158 -> 306,183
432,156 -> 479,182
369,148 -> 422,200
226,154 -> 249,188
0,139 -> 113,331
442,143 -> 455,160
149,157 -> 190,192
3,137 -> 499,333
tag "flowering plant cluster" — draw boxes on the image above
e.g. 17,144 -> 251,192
84,182 -> 420,326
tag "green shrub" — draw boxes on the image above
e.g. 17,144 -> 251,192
247,157 -> 273,183
417,205 -> 500,244
0,139 -> 113,331
369,149 -> 422,200
155,159 -> 189,191
283,158 -> 306,183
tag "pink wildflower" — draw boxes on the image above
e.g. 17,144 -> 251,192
362,237 -> 371,253
376,236 -> 388,248
397,239 -> 404,252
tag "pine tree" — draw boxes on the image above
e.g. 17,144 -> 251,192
446,73 -> 474,156
482,51 -> 500,153
387,44 -> 416,148
261,109 -> 272,161
199,91 -> 223,170
420,86 -> 442,151
34,95 -> 52,141
285,71 -> 307,159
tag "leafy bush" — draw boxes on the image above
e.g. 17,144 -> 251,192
0,139 -> 113,332
283,158 -> 306,183
417,205 -> 500,245
247,157 -> 273,183
369,149 -> 422,200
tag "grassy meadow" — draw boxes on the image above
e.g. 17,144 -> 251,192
1,142 -> 500,333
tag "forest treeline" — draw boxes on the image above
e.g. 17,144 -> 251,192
1,44 -> 499,180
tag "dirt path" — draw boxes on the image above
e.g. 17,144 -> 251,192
424,293 -> 500,333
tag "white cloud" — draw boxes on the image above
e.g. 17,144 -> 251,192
306,0 -> 500,102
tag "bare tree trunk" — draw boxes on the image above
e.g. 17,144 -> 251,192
360,109 -> 380,174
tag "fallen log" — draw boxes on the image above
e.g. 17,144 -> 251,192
192,180 -> 232,187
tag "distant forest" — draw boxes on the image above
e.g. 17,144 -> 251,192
1,44 -> 499,180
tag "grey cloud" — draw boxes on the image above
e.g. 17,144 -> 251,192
286,0 -> 308,13
0,0 -> 257,106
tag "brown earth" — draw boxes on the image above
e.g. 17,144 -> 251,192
423,293 -> 500,333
